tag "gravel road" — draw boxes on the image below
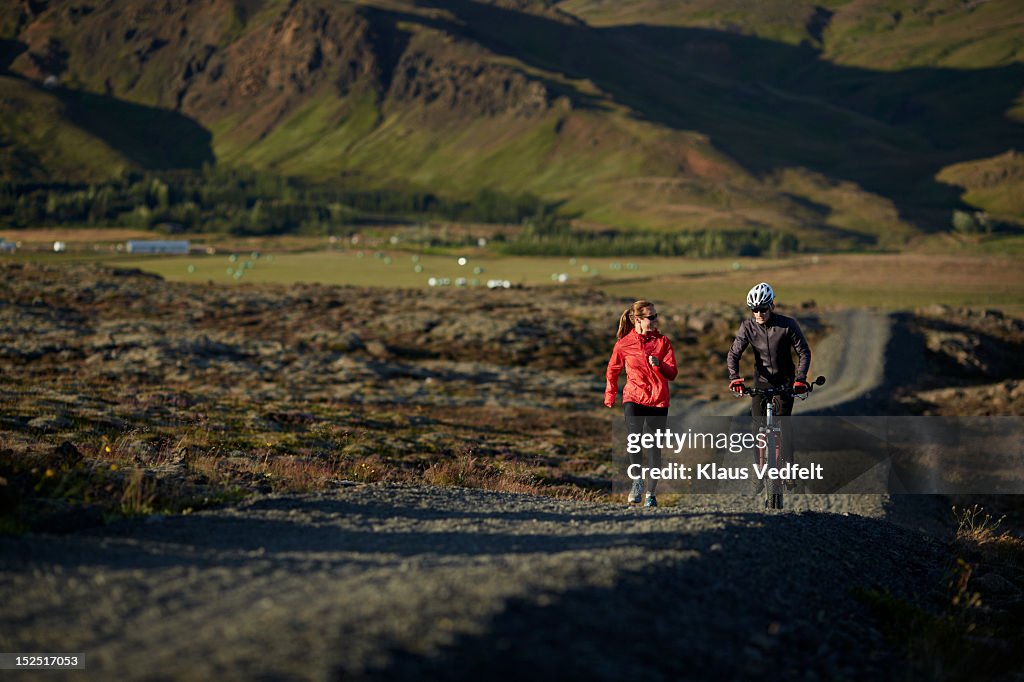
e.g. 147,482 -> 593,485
1,310 -> 954,680
679,309 -> 894,418
0,486 -> 949,681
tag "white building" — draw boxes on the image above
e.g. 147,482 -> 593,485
126,240 -> 190,255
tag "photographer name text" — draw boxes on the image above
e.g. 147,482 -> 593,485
627,462 -> 824,481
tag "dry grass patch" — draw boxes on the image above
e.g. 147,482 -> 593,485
953,504 -> 1024,574
119,467 -> 157,516
859,503 -> 1024,679
0,441 -> 243,532
423,453 -> 601,501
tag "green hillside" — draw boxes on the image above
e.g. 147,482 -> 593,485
0,75 -> 128,182
1,0 -> 1022,247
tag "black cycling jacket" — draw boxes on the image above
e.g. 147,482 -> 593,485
727,313 -> 810,386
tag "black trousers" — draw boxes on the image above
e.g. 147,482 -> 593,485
623,402 -> 668,491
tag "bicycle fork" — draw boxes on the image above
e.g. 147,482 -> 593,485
759,399 -> 784,510
757,398 -> 775,468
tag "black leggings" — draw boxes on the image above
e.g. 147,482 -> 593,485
623,402 -> 668,492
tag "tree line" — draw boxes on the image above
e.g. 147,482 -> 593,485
0,166 -> 555,235
0,165 -> 799,256
493,221 -> 799,258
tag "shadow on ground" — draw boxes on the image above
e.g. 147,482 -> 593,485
0,488 -> 952,680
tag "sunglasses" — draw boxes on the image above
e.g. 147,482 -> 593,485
639,313 -> 659,321
750,306 -> 771,314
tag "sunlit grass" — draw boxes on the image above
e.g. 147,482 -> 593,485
423,452 -> 601,501
599,253 -> 1024,312
107,250 -> 793,289
953,504 -> 1024,568
9,246 -> 1019,312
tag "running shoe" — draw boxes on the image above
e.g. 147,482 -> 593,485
627,478 -> 643,504
644,493 -> 657,508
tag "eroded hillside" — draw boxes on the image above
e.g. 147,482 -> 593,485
2,0 -> 1022,241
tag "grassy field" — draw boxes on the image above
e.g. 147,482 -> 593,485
115,251 -> 1024,312
107,250 -> 796,290
600,253 -> 1024,312
4,228 -> 1022,311
4,248 -> 1020,313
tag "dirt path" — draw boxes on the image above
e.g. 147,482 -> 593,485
0,487 -> 949,681
679,309 -> 894,417
800,309 -> 890,413
0,308 -> 951,680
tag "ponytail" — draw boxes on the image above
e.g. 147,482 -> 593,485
616,308 -> 633,339
616,299 -> 654,339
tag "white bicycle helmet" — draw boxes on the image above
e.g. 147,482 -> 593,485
746,282 -> 775,309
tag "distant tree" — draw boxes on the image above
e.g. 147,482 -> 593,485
952,209 -> 983,234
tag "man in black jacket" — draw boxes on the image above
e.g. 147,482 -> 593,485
727,282 -> 811,470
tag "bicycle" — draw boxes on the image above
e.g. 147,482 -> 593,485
734,375 -> 826,510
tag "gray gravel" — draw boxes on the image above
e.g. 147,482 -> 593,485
0,485 -> 950,681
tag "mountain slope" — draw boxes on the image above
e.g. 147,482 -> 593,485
3,0 -> 1022,243
0,75 -> 128,182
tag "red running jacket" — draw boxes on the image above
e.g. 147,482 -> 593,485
604,330 -> 678,408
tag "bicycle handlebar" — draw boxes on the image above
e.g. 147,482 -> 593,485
735,375 -> 826,399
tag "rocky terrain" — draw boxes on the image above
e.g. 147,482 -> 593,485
1,260 -> 822,529
2,261 -> 1023,679
897,306 -> 1024,416
2,261 -> 1021,528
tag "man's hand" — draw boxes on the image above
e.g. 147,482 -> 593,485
729,379 -> 745,395
793,380 -> 809,395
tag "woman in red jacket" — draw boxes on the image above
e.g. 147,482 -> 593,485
604,300 -> 677,507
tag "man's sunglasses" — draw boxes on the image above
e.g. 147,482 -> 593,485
750,305 -> 771,314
